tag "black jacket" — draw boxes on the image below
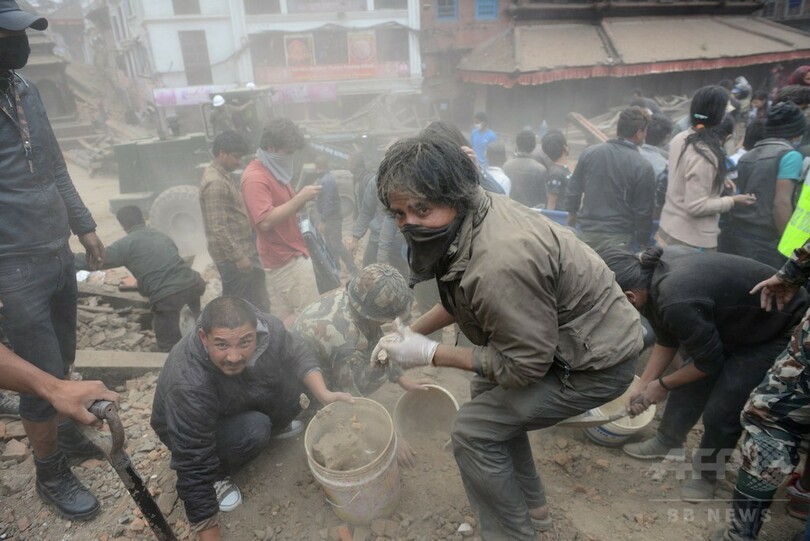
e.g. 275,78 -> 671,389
150,309 -> 320,525
0,73 -> 96,256
645,248 -> 808,374
565,138 -> 655,245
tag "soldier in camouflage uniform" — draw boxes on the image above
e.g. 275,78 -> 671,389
292,264 -> 426,397
714,240 -> 810,541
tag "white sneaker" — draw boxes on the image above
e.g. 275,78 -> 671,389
214,478 -> 242,512
272,419 -> 304,440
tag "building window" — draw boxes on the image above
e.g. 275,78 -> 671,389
244,0 -> 281,15
251,33 -> 286,67
377,28 -> 408,62
314,29 -> 349,65
762,0 -> 776,16
375,0 -> 407,8
788,0 -> 803,15
475,0 -> 498,20
172,0 -> 200,15
178,30 -> 212,85
436,0 -> 458,21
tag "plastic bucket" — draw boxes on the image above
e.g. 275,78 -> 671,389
393,384 -> 459,440
304,398 -> 400,524
583,377 -> 656,447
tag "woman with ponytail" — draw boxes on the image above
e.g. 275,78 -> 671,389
657,86 -> 756,250
600,246 -> 808,502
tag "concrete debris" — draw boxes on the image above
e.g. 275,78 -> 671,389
77,296 -> 156,353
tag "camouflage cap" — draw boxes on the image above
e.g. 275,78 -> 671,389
347,264 -> 412,322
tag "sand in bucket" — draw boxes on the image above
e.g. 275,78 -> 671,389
305,398 -> 400,524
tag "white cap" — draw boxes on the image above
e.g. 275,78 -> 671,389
245,82 -> 256,90
212,95 -> 225,107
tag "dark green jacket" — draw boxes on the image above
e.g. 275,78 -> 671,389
76,224 -> 202,303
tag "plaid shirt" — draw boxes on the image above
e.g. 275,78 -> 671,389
199,161 -> 256,263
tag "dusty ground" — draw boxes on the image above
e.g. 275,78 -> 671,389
0,164 -> 807,541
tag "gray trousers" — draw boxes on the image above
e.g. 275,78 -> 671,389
451,357 -> 637,540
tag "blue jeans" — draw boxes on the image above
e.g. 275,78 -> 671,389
216,259 -> 270,313
0,244 -> 77,421
215,411 -> 273,475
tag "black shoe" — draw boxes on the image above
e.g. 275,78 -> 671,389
58,420 -> 105,464
35,451 -> 100,521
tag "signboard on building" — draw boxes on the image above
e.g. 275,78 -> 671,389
152,84 -> 237,107
271,83 -> 338,103
255,61 -> 409,84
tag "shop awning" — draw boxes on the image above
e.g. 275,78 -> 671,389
458,16 -> 810,87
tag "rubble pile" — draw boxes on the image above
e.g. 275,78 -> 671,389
76,297 -> 156,353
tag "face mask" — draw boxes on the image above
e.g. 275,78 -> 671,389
256,148 -> 294,185
0,34 -> 30,71
401,214 -> 464,280
474,123 -> 483,130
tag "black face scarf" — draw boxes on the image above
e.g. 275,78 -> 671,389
401,213 -> 465,282
0,34 -> 30,71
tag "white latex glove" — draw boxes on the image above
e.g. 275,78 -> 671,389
380,319 -> 439,370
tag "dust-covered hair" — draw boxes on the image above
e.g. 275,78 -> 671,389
515,128 -> 537,154
645,114 -> 674,147
259,117 -> 306,152
376,136 -> 479,212
617,107 -> 651,139
212,130 -> 249,157
599,246 -> 664,291
200,296 -> 257,334
541,130 -> 567,161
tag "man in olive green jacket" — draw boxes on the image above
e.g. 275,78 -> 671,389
372,135 -> 643,540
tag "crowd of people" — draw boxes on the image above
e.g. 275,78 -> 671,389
8,0 -> 810,539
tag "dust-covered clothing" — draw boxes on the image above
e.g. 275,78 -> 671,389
74,224 -> 206,351
565,138 -> 656,248
199,161 -> 257,265
779,240 -> 810,284
263,255 -> 319,320
200,161 -> 269,311
75,224 -> 202,304
241,159 -> 309,270
720,138 -> 803,267
151,308 -> 319,528
643,250 -> 806,375
735,238 -> 810,500
643,249 -> 807,484
437,190 -> 641,540
737,318 -> 810,499
438,190 -> 643,388
503,153 -> 547,208
545,162 -> 570,209
0,73 -> 96,421
658,129 -> 734,249
292,288 -> 402,396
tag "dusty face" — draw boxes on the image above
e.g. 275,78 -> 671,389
199,323 -> 257,376
751,98 -> 765,110
217,151 -> 244,172
386,188 -> 457,230
804,71 -> 810,86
